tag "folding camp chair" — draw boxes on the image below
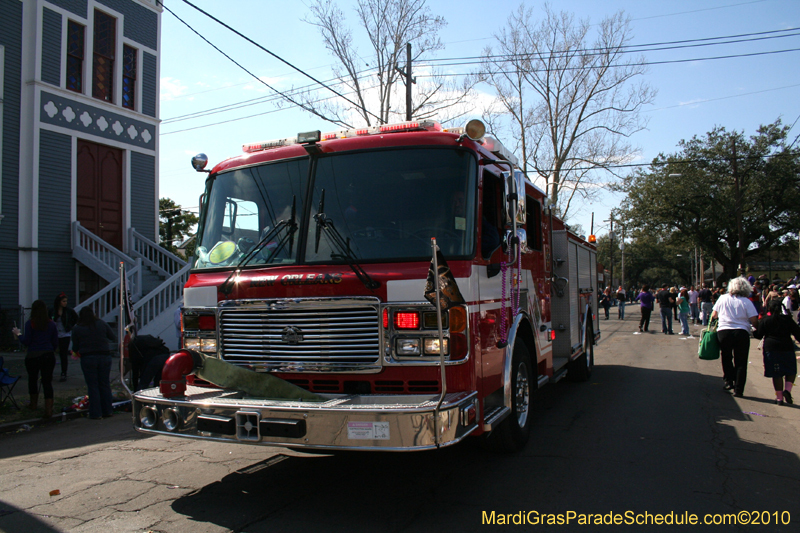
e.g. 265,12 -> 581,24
0,356 -> 21,410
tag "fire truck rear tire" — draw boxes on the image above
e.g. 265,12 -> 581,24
568,332 -> 594,382
492,341 -> 533,452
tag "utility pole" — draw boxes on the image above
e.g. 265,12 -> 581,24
732,136 -> 744,275
605,216 -> 614,289
395,43 -> 416,121
163,209 -> 182,249
620,223 -> 625,291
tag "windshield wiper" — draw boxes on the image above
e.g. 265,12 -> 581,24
313,212 -> 380,291
219,197 -> 297,294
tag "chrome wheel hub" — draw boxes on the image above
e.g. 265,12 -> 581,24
515,362 -> 530,427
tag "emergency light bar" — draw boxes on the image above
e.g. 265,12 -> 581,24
243,120 -> 443,153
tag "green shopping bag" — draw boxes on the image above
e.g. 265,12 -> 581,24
698,318 -> 720,360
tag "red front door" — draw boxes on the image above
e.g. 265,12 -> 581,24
77,139 -> 123,249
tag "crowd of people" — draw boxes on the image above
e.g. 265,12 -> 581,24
618,269 -> 800,406
11,292 -> 117,420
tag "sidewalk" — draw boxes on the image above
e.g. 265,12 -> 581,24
0,350 -> 128,433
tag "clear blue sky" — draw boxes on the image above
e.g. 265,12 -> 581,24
158,0 -> 800,240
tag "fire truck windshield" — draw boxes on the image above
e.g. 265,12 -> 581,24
194,147 -> 477,269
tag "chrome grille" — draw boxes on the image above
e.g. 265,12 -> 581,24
219,299 -> 381,371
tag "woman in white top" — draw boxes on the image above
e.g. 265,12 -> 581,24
711,277 -> 759,397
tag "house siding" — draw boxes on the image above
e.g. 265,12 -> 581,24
141,51 -> 156,118
130,151 -> 155,241
0,1 -> 22,309
96,0 -> 158,50
38,130 -> 76,305
46,0 -> 88,18
41,7 -> 62,86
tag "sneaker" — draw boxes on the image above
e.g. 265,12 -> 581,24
784,390 -> 793,405
723,381 -> 735,391
733,392 -> 744,398
776,399 -> 785,406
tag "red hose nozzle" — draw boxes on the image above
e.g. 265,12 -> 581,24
160,350 -> 199,398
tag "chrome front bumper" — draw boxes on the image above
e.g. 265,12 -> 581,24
132,386 -> 479,451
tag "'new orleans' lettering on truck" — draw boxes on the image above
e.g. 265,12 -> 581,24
127,119 -> 601,452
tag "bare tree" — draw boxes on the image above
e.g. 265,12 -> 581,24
301,0 -> 476,127
482,3 -> 655,220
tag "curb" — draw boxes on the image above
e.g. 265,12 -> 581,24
0,400 -> 131,435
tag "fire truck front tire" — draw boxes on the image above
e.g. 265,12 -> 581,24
493,341 -> 533,452
568,333 -> 594,382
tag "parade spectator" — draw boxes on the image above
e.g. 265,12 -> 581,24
689,285 -> 699,325
616,286 -> 626,320
638,285 -> 654,333
764,284 -> 780,310
671,287 -> 679,320
698,283 -> 713,326
677,288 -> 691,336
51,292 -> 78,382
657,285 -> 675,335
754,298 -> 800,405
711,277 -> 759,398
12,300 -> 58,417
599,288 -> 612,320
783,286 -> 799,322
71,307 -> 117,419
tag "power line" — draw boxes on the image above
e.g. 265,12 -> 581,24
418,47 -> 800,78
163,27 -> 799,125
174,0 -> 382,126
162,66 -> 381,124
646,83 -> 800,113
157,0 -> 352,128
423,26 -> 800,66
160,82 -> 380,135
631,0 -> 768,21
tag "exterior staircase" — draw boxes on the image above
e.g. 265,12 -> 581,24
72,221 -> 191,350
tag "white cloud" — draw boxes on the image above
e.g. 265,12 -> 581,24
161,77 -> 189,101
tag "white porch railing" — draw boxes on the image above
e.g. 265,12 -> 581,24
134,263 -> 192,332
129,228 -> 187,278
75,259 -> 142,321
72,221 -> 136,282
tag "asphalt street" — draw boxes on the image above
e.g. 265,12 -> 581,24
1,309 -> 799,532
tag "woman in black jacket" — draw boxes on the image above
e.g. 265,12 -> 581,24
754,299 -> 800,405
51,292 -> 78,382
71,307 -> 117,419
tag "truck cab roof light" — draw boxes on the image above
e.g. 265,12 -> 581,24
297,130 -> 321,144
243,137 -> 297,153
244,120 -> 445,153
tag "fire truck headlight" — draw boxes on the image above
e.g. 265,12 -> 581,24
184,337 -> 201,350
396,338 -> 420,356
423,338 -> 449,355
200,338 -> 217,353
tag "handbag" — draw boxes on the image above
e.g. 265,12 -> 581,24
698,318 -> 720,360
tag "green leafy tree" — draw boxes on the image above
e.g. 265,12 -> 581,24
619,120 -> 800,283
159,198 -> 199,257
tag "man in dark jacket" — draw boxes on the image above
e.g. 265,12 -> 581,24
657,286 -> 675,334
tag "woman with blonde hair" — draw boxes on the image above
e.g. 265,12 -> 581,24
711,277 -> 759,397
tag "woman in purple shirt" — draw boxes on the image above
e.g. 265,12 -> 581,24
12,300 -> 58,417
638,285 -> 655,333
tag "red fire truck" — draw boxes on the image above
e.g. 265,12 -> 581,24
129,119 -> 599,452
